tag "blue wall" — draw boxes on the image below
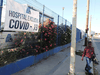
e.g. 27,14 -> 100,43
70,25 -> 82,42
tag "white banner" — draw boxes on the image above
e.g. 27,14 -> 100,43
4,0 -> 39,32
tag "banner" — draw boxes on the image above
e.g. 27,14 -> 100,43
4,0 -> 39,32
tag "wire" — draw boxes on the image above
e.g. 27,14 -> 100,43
93,0 -> 96,18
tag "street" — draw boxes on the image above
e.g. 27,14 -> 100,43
92,36 -> 100,75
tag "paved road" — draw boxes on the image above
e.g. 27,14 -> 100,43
93,37 -> 100,53
92,36 -> 100,75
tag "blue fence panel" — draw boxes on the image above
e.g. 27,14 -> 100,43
56,15 -> 59,46
0,0 -> 3,31
16,56 -> 34,70
34,54 -> 43,64
42,52 -> 47,58
0,56 -> 34,75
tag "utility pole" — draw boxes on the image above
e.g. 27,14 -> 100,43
84,0 -> 90,46
69,0 -> 77,75
89,15 -> 92,39
62,7 -> 64,25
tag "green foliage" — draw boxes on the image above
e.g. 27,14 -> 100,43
61,28 -> 71,45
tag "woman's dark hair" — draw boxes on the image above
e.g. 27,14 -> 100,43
88,41 -> 92,44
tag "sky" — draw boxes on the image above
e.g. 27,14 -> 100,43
36,0 -> 100,33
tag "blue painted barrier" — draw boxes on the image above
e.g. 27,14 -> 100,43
42,52 -> 47,59
34,54 -> 43,64
0,56 -> 34,75
49,49 -> 54,56
15,56 -> 34,71
46,50 -> 50,57
54,47 -> 58,54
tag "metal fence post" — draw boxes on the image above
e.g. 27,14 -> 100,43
65,20 -> 67,32
41,5 -> 45,38
0,0 -> 3,31
40,5 -> 45,48
56,15 -> 59,46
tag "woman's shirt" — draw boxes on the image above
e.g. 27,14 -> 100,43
82,46 -> 94,58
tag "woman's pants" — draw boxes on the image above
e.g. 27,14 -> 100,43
85,57 -> 92,73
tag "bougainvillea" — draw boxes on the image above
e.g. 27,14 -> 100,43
35,21 -> 57,53
0,20 -> 71,67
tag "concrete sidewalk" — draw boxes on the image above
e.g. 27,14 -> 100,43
12,39 -> 90,75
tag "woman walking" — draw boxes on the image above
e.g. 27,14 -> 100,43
81,41 -> 95,75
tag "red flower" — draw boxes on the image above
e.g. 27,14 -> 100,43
50,44 -> 52,47
36,45 -> 38,47
38,46 -> 40,48
20,39 -> 23,43
48,32 -> 51,35
20,51 -> 22,53
27,52 -> 29,54
46,28 -> 48,30
36,50 -> 38,52
15,42 -> 17,45
54,43 -> 56,46
44,33 -> 47,36
15,39 -> 16,40
43,31 -> 44,33
46,46 -> 48,48
43,48 -> 45,50
32,32 -> 34,34
49,27 -> 51,29
31,46 -> 33,48
45,38 -> 47,41
51,24 -> 53,26
22,49 -> 25,51
46,50 -> 48,51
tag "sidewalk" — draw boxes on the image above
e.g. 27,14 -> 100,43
12,39 -> 89,75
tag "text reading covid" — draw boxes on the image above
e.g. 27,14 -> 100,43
9,19 -> 38,30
